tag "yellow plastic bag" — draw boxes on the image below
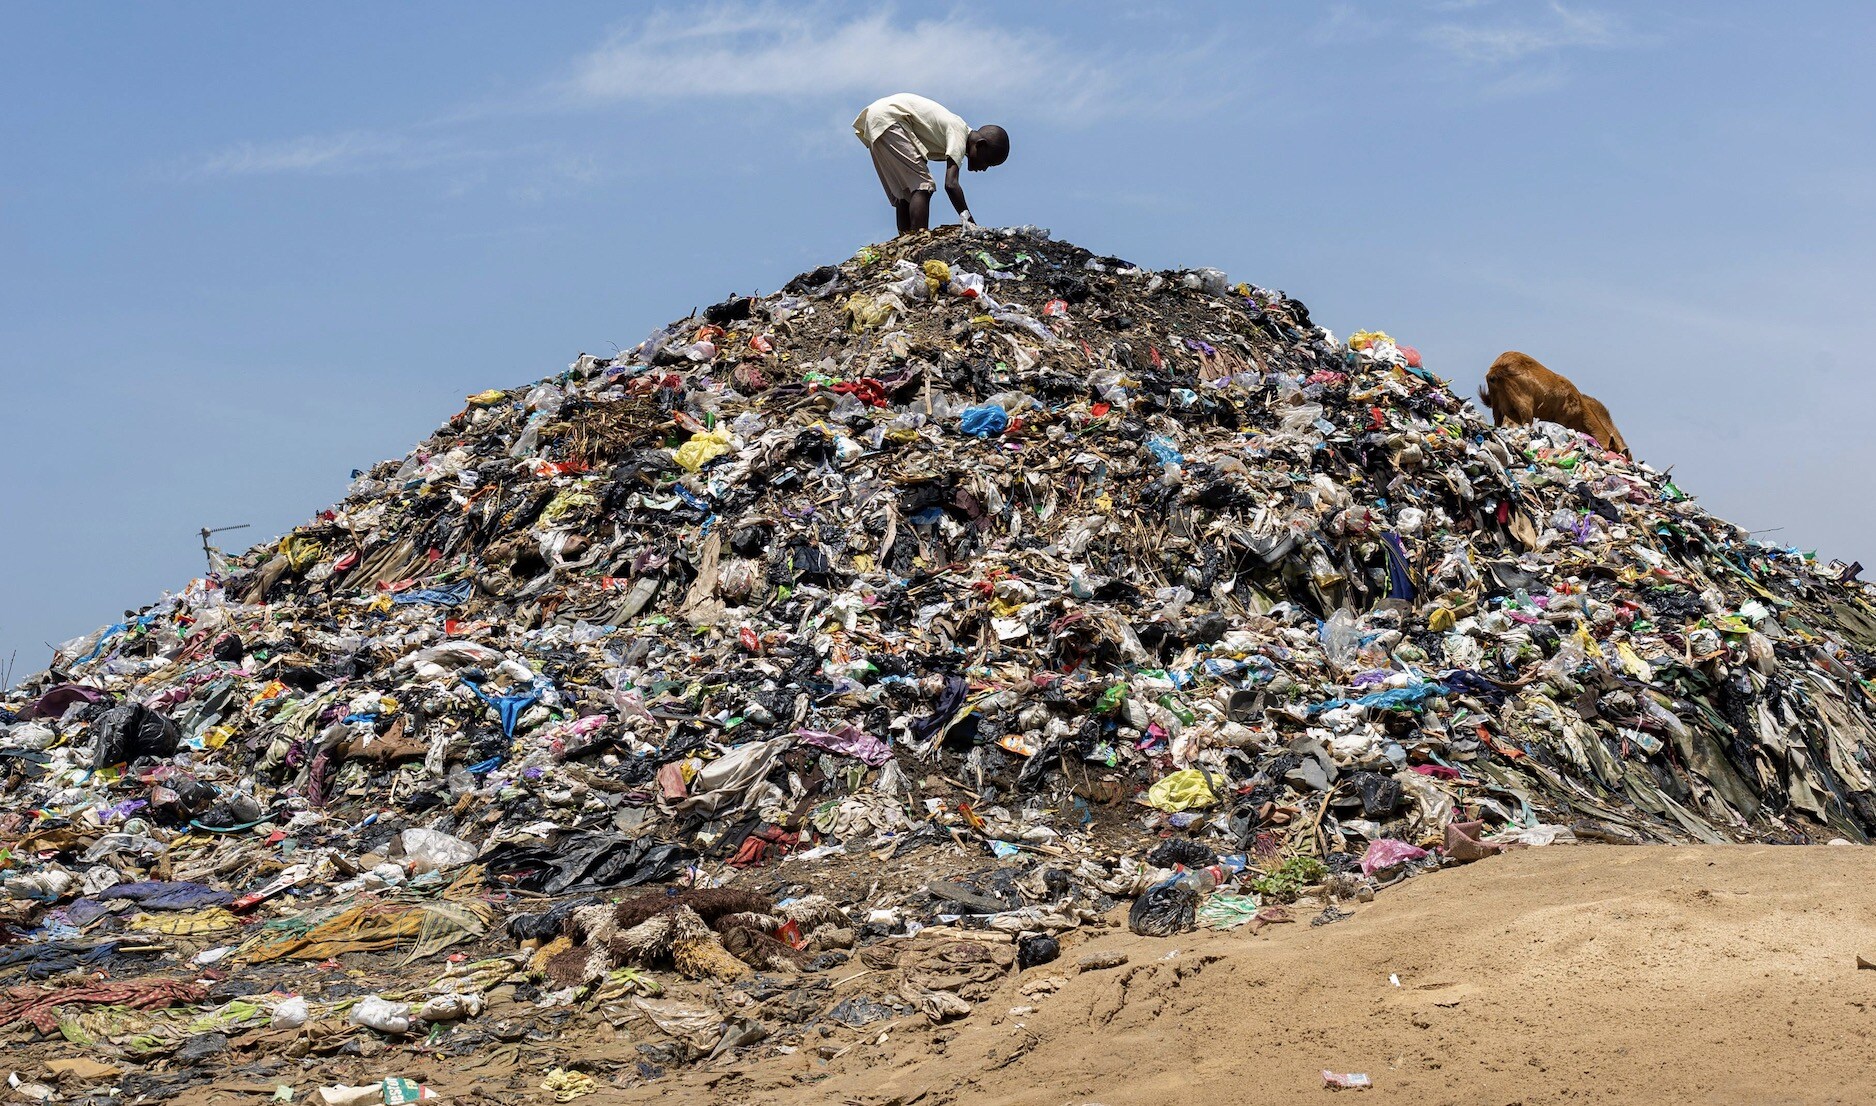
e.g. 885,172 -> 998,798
540,486 -> 598,523
844,293 -> 896,332
922,259 -> 951,297
672,427 -> 734,472
1614,641 -> 1654,680
541,1069 -> 598,1102
278,536 -> 323,572
1146,769 -> 1218,812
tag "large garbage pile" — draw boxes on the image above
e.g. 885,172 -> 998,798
5,226 -> 1876,1100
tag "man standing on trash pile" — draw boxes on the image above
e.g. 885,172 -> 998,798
853,92 -> 1008,237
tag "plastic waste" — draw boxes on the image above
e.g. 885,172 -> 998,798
1146,769 -> 1219,812
959,404 -> 1009,438
271,995 -> 309,1029
7,225 -> 1876,1091
1016,934 -> 1061,968
416,992 -> 485,1023
349,996 -> 411,1035
1129,877 -> 1199,936
524,382 -> 565,416
1169,854 -> 1247,894
397,828 -> 477,874
382,1080 -> 438,1105
1180,268 -> 1230,295
318,1083 -> 436,1106
1360,839 -> 1429,876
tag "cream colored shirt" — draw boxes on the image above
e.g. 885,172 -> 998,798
853,93 -> 969,164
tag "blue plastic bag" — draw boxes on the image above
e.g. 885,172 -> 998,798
959,404 -> 1010,439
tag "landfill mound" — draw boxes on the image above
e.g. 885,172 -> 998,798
5,225 -> 1876,1100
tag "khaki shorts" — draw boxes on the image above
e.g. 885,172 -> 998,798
871,124 -> 936,205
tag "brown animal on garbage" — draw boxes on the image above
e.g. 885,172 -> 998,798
1579,394 -> 1630,458
1477,351 -> 1631,458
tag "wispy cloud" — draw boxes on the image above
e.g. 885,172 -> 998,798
566,4 -> 1107,115
1423,2 -> 1637,64
194,130 -> 409,177
186,128 -> 529,181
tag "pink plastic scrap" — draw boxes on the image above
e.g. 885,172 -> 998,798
794,724 -> 893,766
1322,1070 -> 1373,1090
1359,838 -> 1428,876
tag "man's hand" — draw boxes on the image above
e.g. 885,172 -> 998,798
958,209 -> 977,227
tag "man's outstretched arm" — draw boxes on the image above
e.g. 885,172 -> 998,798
943,160 -> 973,225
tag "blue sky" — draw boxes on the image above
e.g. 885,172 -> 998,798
3,1 -> 1874,681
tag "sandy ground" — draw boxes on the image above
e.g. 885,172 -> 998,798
613,844 -> 1876,1106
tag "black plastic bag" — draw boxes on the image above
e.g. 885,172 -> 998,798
89,704 -> 181,770
1128,879 -> 1197,937
1357,772 -> 1403,819
1145,838 -> 1217,869
506,896 -> 599,942
1017,934 -> 1061,969
483,834 -> 696,895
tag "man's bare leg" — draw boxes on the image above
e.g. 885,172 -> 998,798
895,199 -> 911,236
908,190 -> 932,232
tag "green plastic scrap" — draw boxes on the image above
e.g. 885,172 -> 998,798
1197,892 -> 1264,930
186,998 -> 264,1033
1159,695 -> 1196,726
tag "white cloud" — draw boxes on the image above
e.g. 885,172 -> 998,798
179,5 -> 1139,187
194,131 -> 409,176
566,4 -> 1106,114
1423,2 -> 1634,64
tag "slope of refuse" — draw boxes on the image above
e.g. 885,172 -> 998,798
4,225 -> 1876,1100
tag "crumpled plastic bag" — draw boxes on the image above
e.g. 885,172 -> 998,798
1484,823 -> 1578,848
1196,892 -> 1264,930
1359,838 -> 1428,876
672,427 -> 734,472
795,724 -> 892,766
1128,877 -> 1197,936
349,995 -> 411,1035
541,1068 -> 597,1102
1146,769 -> 1218,812
959,404 -> 1010,438
397,828 -> 478,875
922,259 -> 951,296
271,995 -> 308,1029
88,704 -> 180,771
632,996 -> 722,1048
481,834 -> 696,895
843,292 -> 904,332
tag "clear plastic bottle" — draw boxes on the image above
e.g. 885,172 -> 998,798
1170,854 -> 1247,894
1170,867 -> 1218,894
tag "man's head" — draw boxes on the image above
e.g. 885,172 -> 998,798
966,125 -> 1009,172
